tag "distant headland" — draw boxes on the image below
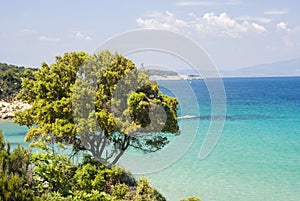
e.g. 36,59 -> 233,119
147,69 -> 203,80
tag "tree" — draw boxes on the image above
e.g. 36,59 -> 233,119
15,50 -> 179,164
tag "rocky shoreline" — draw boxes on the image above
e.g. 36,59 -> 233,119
0,100 -> 31,120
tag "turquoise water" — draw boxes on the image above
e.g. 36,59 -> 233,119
1,77 -> 300,200
145,77 -> 300,201
0,120 -> 28,148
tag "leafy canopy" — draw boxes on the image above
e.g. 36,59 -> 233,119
15,50 -> 179,163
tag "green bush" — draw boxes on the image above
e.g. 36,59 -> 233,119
134,177 -> 166,201
179,196 -> 201,201
30,152 -> 77,196
112,183 -> 129,199
0,130 -> 35,201
0,130 -> 201,201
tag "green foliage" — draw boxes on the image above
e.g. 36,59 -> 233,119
30,152 -> 77,196
179,196 -> 201,201
15,52 -> 88,148
112,183 -> 129,199
4,51 -> 202,201
37,190 -> 113,201
74,163 -> 108,192
15,50 -> 179,163
0,62 -> 36,101
70,190 -> 113,201
147,69 -> 178,76
73,50 -> 179,160
0,130 -> 35,201
30,151 -> 166,201
134,177 -> 166,201
0,131 -> 201,201
74,154 -> 135,194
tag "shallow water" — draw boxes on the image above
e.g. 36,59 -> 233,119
1,77 -> 300,200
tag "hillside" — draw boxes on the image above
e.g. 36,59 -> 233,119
0,62 -> 37,101
221,58 -> 300,77
147,69 -> 179,76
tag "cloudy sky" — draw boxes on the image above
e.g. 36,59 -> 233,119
1,0 -> 300,70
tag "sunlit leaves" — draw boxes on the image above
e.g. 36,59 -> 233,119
15,50 -> 179,162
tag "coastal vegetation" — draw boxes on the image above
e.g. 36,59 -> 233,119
0,51 -> 200,200
0,62 -> 36,101
0,130 -> 200,200
14,51 -> 179,164
0,130 -> 167,200
147,69 -> 179,76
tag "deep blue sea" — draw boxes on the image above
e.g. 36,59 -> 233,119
1,77 -> 300,201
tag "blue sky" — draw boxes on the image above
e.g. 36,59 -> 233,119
1,0 -> 300,70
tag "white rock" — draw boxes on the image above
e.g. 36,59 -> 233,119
0,100 -> 32,119
0,101 -> 9,107
0,107 -> 7,113
2,112 -> 15,119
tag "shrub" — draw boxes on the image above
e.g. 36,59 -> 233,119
179,196 -> 201,201
112,183 -> 129,199
134,177 -> 166,201
0,130 -> 35,201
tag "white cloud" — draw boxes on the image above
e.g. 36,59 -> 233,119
21,30 -> 60,42
136,11 -> 267,38
136,11 -> 189,32
75,31 -> 92,41
275,22 -> 300,33
39,36 -> 60,42
264,9 -> 288,15
188,12 -> 197,18
277,24 -> 300,48
176,1 -> 217,6
252,23 -> 267,32
176,0 -> 242,6
20,29 -> 38,34
236,16 -> 271,24
201,12 -> 248,38
277,22 -> 288,31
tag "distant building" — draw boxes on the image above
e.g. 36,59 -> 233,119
187,74 -> 203,80
149,74 -> 203,81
